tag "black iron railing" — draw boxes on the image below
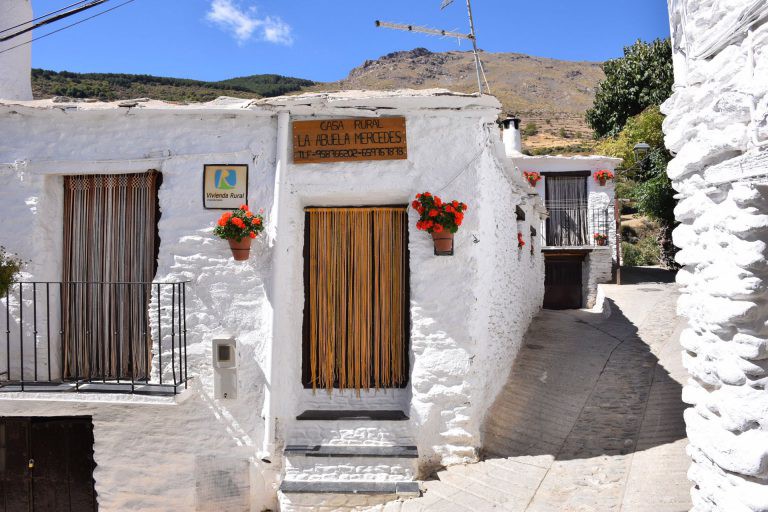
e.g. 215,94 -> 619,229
544,204 -> 612,247
1,281 -> 190,395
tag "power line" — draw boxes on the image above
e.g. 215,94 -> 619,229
0,0 -> 136,56
0,0 -> 94,34
0,0 -> 109,43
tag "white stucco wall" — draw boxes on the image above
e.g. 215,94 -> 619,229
0,90 -> 545,510
0,0 -> 33,100
664,1 -> 768,510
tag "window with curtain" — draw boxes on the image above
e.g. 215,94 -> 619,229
303,207 -> 409,392
62,171 -> 160,381
545,176 -> 588,246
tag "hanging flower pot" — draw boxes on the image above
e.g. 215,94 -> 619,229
594,170 -> 614,186
213,204 -> 265,261
523,171 -> 541,187
228,238 -> 252,261
412,192 -> 467,256
431,230 -> 454,254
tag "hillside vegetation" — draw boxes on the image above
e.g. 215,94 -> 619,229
31,69 -> 315,103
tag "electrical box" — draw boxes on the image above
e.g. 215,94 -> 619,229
212,335 -> 237,399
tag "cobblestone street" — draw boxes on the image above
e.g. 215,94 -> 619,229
387,267 -> 691,512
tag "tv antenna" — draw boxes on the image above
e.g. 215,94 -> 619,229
375,0 -> 490,96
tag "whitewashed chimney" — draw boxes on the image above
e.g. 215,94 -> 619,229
0,0 -> 34,100
501,117 -> 522,156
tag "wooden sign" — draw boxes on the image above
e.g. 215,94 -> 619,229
203,164 -> 248,209
292,117 -> 407,164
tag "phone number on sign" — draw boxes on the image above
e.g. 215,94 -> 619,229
296,147 -> 406,160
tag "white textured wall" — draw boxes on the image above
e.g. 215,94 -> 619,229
0,0 -> 33,100
664,1 -> 768,510
0,92 -> 545,509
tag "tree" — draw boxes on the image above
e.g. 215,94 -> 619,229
597,106 -> 677,268
586,39 -> 674,138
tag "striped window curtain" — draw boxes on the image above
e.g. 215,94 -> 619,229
545,176 -> 588,246
62,172 -> 159,381
304,207 -> 409,392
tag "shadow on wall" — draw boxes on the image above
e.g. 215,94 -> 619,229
480,282 -> 685,461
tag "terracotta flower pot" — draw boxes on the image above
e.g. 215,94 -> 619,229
596,239 -> 608,246
431,230 -> 454,255
598,178 -> 607,186
228,238 -> 252,261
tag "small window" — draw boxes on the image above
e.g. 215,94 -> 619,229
217,345 -> 232,363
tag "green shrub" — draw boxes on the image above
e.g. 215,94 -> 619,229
0,247 -> 22,297
522,122 -> 539,136
621,236 -> 659,267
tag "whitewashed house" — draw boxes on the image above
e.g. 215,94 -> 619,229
0,24 -> 547,511
501,118 -> 621,309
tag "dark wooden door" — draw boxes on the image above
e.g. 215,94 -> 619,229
0,417 -> 97,512
544,257 -> 583,309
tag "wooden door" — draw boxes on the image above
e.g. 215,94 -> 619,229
0,417 -> 97,512
544,256 -> 583,309
302,207 -> 410,391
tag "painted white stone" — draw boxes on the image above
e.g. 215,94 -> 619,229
0,0 -> 33,100
665,1 -> 768,510
0,90 -> 545,510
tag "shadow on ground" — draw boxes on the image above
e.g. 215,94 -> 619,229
481,297 -> 685,462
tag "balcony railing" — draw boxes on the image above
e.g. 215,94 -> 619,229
544,203 -> 612,247
1,281 -> 190,396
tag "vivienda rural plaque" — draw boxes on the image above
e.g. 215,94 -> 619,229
292,117 -> 407,164
202,164 -> 248,209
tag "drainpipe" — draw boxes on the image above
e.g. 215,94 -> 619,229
262,109 -> 290,459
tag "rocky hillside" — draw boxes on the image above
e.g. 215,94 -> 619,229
316,48 -> 605,153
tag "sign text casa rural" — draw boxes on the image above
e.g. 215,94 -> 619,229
292,117 -> 407,164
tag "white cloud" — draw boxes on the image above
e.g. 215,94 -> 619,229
206,0 -> 293,45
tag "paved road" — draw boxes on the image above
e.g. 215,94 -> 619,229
388,267 -> 691,512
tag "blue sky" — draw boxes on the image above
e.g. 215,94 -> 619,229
26,0 -> 671,82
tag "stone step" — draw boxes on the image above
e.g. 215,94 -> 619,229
296,409 -> 408,421
285,417 -> 415,447
284,444 -> 418,458
283,445 -> 419,482
280,480 -> 420,495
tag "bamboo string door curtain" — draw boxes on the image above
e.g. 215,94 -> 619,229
304,207 -> 409,392
62,172 -> 159,381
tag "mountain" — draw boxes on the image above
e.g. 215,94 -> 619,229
31,69 -> 315,103
314,48 -> 606,153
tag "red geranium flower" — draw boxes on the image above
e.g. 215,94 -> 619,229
249,231 -> 256,239
433,224 -> 444,233
240,204 -> 249,211
429,209 -> 438,217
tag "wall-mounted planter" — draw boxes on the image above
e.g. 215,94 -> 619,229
432,231 -> 454,256
228,238 -> 252,261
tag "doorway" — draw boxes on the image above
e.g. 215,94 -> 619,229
544,254 -> 584,309
302,206 -> 410,392
62,172 -> 161,381
0,417 -> 97,512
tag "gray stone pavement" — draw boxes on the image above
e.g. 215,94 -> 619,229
386,267 -> 691,512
